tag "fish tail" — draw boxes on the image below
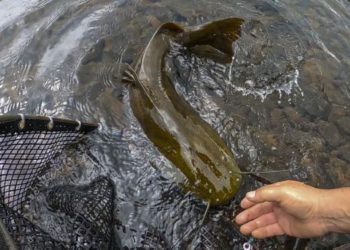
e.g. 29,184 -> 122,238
181,18 -> 244,57
158,23 -> 184,34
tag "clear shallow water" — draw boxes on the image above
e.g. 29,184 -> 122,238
1,0 -> 350,249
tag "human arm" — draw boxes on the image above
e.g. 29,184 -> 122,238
235,180 -> 350,239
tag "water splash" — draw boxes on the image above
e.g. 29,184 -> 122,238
226,68 -> 303,102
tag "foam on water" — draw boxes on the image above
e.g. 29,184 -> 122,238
226,68 -> 303,102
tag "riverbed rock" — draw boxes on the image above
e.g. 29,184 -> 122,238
300,151 -> 331,187
325,80 -> 350,106
316,121 -> 343,147
284,127 -> 325,152
284,107 -> 314,131
296,86 -> 331,120
257,131 -> 280,148
326,157 -> 350,187
336,116 -> 350,135
332,143 -> 350,163
301,57 -> 324,91
270,108 -> 285,129
328,104 -> 349,121
146,15 -> 162,28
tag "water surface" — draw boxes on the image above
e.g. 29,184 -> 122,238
1,0 -> 350,249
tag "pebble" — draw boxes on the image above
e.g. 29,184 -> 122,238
316,121 -> 343,147
333,143 -> 350,163
296,87 -> 331,119
336,116 -> 350,135
146,15 -> 162,28
326,157 -> 350,187
270,108 -> 284,129
328,104 -> 348,121
245,80 -> 255,88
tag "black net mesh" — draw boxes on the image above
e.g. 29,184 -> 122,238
0,200 -> 65,249
44,176 -> 116,249
139,225 -> 170,249
0,115 -> 117,250
1,130 -> 86,211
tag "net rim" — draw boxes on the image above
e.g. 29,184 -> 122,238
0,115 -> 98,134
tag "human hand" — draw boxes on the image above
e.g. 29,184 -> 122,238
235,180 -> 350,239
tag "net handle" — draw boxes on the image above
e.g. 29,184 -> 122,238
0,220 -> 18,250
0,114 -> 98,133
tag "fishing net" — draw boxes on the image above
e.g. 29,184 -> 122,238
0,115 -> 116,250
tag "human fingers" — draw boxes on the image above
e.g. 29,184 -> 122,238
240,197 -> 255,209
251,223 -> 285,239
235,202 -> 274,225
246,184 -> 286,204
240,182 -> 283,208
239,212 -> 278,235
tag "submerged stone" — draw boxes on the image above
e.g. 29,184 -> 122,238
336,116 -> 350,135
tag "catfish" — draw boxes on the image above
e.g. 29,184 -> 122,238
122,18 -> 279,207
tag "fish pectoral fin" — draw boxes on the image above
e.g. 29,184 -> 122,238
121,64 -> 139,86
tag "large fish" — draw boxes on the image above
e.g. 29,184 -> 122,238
122,18 -> 245,207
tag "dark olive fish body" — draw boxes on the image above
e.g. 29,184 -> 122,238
123,19 -> 244,206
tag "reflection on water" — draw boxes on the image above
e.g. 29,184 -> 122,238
1,0 -> 350,248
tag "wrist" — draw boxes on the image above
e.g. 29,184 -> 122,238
319,188 -> 350,234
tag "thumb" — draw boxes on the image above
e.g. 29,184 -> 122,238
246,185 -> 284,204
